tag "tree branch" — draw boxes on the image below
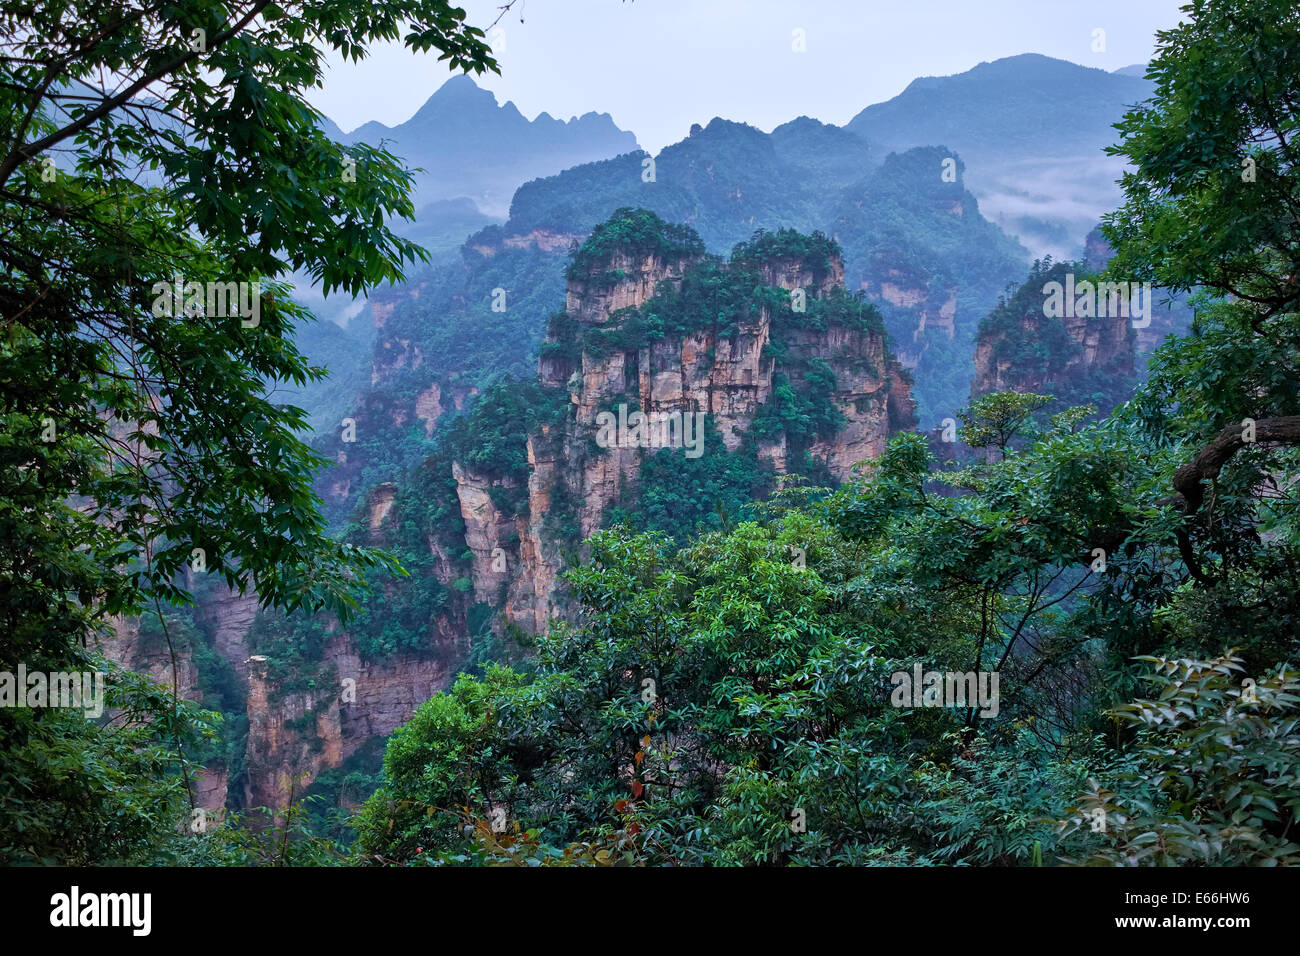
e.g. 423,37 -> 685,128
1167,416 -> 1300,514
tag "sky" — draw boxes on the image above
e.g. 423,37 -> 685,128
308,0 -> 1191,153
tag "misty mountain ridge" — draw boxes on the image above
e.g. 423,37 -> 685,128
326,74 -> 640,216
845,53 -> 1155,258
296,51 -> 1155,447
315,53 -> 1155,270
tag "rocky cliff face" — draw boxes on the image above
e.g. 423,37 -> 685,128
970,257 -> 1136,406
860,271 -> 958,370
242,633 -> 450,810
243,654 -> 342,810
101,565 -> 461,814
489,216 -> 914,633
198,587 -> 258,681
424,215 -> 916,644
1081,226 -> 1194,358
564,250 -> 698,326
101,615 -> 201,702
102,214 -> 915,818
972,310 -> 1131,396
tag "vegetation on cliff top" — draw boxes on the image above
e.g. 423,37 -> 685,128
7,0 -> 1300,871
975,257 -> 1137,415
565,207 -> 707,280
350,0 -> 1300,867
731,226 -> 839,279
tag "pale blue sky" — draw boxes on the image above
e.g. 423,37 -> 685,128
309,0 -> 1190,153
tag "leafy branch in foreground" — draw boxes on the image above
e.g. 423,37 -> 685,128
0,0 -> 497,863
1060,653 -> 1300,866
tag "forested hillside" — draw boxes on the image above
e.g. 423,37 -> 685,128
847,53 -> 1156,257
2,0 -> 1298,875
313,114 -> 1026,526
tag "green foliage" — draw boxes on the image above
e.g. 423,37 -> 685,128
731,227 -> 838,280
566,207 -> 706,280
299,738 -> 387,846
359,362 -> 1300,865
170,797 -> 350,867
751,367 -> 845,446
958,391 -> 1054,456
246,609 -> 337,690
1103,0 -> 1300,324
0,0 -> 495,862
979,259 -> 1081,371
1060,654 -> 1300,865
607,439 -> 773,544
0,656 -> 220,865
352,667 -> 528,861
441,379 -> 570,485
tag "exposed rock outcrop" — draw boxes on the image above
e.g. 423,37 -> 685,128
99,615 -> 200,702
861,271 -> 958,370
242,628 -> 453,810
564,250 -> 695,326
1081,226 -> 1193,356
970,257 -> 1135,405
101,214 -> 916,818
198,587 -> 258,681
367,482 -> 397,538
492,215 -> 915,630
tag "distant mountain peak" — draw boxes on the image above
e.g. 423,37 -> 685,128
410,73 -> 498,120
843,51 -> 1155,260
902,52 -> 1127,93
433,72 -> 489,97
695,117 -> 767,139
847,52 -> 1153,158
773,115 -> 839,133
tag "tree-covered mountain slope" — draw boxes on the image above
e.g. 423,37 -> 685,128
846,54 -> 1156,258
315,116 -> 1025,511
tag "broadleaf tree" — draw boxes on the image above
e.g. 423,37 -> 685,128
0,0 -> 501,863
